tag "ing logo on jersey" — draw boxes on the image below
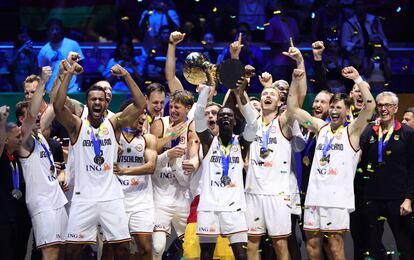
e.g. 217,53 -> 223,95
317,167 -> 337,176
136,144 -> 143,152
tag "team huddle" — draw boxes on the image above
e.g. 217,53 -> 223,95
0,31 -> 413,260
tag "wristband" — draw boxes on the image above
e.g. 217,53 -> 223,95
354,76 -> 363,84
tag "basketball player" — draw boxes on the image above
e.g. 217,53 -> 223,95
287,66 -> 375,260
53,62 -> 146,259
15,78 -> 68,260
150,89 -> 200,260
195,83 -> 258,260
112,101 -> 158,260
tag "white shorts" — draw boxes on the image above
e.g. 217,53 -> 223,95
153,204 -> 189,236
32,207 -> 68,248
66,199 -> 130,244
303,206 -> 350,232
246,193 -> 291,238
196,210 -> 248,236
127,207 -> 155,234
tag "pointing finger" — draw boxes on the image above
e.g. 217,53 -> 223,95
290,37 -> 294,48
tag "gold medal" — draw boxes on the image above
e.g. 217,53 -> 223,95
319,157 -> 328,167
302,156 -> 310,166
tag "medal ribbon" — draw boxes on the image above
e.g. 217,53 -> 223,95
6,153 -> 19,191
377,120 -> 395,162
261,118 -> 275,152
87,118 -> 105,159
304,131 -> 316,158
34,135 -> 55,173
217,137 -> 235,179
322,125 -> 344,159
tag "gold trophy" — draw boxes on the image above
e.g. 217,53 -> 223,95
183,52 -> 245,89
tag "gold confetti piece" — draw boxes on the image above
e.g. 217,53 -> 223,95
121,16 -> 129,21
402,66 -> 408,70
201,40 -> 206,45
263,23 -> 270,27
377,216 -> 387,221
151,49 -> 156,54
148,10 -> 153,14
273,10 -> 281,14
212,7 -> 217,12
363,176 -> 370,179
357,168 -> 363,173
386,150 -> 392,156
145,81 -> 152,84
310,78 -> 316,82
384,83 -> 389,87
257,249 -> 263,252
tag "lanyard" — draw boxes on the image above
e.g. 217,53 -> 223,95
304,131 -> 316,157
322,125 -> 344,158
261,118 -> 275,152
6,153 -> 19,190
33,134 -> 55,174
217,137 -> 235,178
378,120 -> 395,162
86,118 -> 105,158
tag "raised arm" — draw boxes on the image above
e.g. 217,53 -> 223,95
345,67 -> 375,149
109,64 -> 146,134
52,62 -> 82,142
233,85 -> 258,159
286,69 -> 326,134
114,134 -> 157,176
194,84 -> 214,157
282,38 -> 307,107
0,105 -> 9,154
165,31 -> 185,94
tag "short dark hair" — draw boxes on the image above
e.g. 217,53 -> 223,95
329,93 -> 352,108
146,83 -> 165,97
404,107 -> 414,115
85,85 -> 106,101
15,101 -> 30,126
170,90 -> 194,107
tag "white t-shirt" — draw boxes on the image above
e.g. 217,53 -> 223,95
37,37 -> 84,93
20,134 -> 67,216
305,125 -> 361,211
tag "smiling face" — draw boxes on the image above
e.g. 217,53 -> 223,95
169,101 -> 190,125
376,95 -> 398,126
312,92 -> 331,119
402,111 -> 414,129
146,91 -> 165,118
135,113 -> 147,132
87,90 -> 107,122
329,99 -> 349,130
260,87 -> 280,113
350,84 -> 364,111
217,107 -> 236,132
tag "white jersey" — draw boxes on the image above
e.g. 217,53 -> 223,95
152,116 -> 191,207
71,118 -> 124,202
245,117 -> 292,195
198,135 -> 246,212
20,134 -> 67,216
117,133 -> 154,211
80,105 -> 114,121
189,146 -> 204,199
305,125 -> 360,210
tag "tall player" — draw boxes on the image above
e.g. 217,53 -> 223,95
150,89 -> 200,259
245,45 -> 307,260
53,62 -> 146,259
112,101 -> 158,260
16,77 -> 68,260
287,66 -> 375,260
195,82 -> 258,260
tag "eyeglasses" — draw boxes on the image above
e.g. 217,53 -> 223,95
377,103 -> 396,110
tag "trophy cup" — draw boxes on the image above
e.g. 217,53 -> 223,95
183,52 -> 245,89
